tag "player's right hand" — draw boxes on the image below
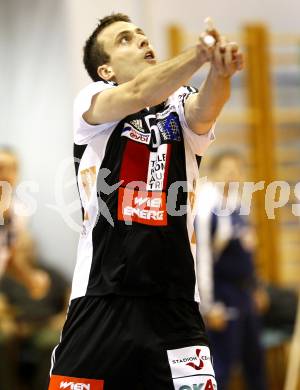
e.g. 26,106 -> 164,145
195,18 -> 221,64
196,32 -> 218,64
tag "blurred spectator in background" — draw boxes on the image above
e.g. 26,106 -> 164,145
0,291 -> 18,389
0,146 -> 50,297
0,234 -> 70,390
0,146 -> 68,389
195,150 -> 268,390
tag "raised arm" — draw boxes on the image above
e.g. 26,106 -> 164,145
185,34 -> 244,135
84,42 -> 213,125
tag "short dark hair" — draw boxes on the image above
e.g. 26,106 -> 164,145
83,13 -> 131,82
209,149 -> 244,171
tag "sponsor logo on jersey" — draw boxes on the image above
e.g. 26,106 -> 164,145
122,109 -> 181,149
185,349 -> 205,370
171,348 -> 210,370
157,112 -> 181,142
122,124 -> 151,145
80,166 -> 97,200
147,144 -> 168,191
49,375 -> 104,390
60,383 -> 90,390
118,187 -> 167,226
167,346 -> 215,390
178,379 -> 217,390
80,166 -> 97,221
130,119 -> 144,132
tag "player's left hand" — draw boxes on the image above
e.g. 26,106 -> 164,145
211,36 -> 244,78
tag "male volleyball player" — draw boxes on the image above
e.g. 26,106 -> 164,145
48,13 -> 243,390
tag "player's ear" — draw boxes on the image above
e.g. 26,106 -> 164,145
97,64 -> 115,81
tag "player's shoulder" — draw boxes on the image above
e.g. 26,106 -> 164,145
167,85 -> 198,104
74,80 -> 117,104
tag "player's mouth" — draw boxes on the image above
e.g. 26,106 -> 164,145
144,50 -> 156,63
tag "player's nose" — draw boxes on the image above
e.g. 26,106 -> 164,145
138,35 -> 149,49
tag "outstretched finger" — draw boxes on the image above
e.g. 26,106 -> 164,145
224,42 -> 238,68
204,17 -> 221,43
213,42 -> 223,73
230,42 -> 239,54
233,52 -> 244,71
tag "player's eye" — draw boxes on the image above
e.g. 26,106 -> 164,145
120,35 -> 131,44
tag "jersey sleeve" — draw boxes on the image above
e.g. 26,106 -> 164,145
173,86 -> 216,156
195,183 -> 216,312
73,81 -> 119,145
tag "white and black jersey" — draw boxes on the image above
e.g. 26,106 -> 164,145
71,80 -> 215,302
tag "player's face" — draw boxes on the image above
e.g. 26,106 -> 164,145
98,21 -> 157,84
0,152 -> 19,188
213,156 -> 244,184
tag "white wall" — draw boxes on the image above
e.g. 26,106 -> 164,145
0,0 -> 76,278
141,0 -> 300,60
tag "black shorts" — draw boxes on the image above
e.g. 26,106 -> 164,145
48,295 -> 217,390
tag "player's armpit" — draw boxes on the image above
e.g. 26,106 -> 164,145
184,93 -> 216,135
